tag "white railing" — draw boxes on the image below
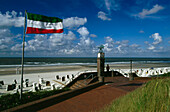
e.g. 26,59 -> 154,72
111,67 -> 169,77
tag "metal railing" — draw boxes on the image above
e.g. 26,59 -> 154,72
83,74 -> 94,85
57,70 -> 96,89
110,68 -> 128,77
76,73 -> 96,89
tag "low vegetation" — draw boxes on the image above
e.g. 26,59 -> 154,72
0,88 -> 70,111
101,73 -> 170,112
158,72 -> 170,77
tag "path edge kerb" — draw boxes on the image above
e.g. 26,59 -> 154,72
3,82 -> 104,112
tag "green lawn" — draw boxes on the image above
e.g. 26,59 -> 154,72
101,73 -> 170,112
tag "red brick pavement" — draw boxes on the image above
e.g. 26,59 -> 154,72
38,77 -> 149,112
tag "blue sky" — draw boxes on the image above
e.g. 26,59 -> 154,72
0,0 -> 170,57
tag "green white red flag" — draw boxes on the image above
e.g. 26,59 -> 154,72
26,13 -> 63,34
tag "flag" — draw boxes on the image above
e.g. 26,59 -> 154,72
26,13 -> 63,34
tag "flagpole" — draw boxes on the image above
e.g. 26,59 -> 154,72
20,10 -> 27,100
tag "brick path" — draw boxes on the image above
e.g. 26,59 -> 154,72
38,76 -> 149,112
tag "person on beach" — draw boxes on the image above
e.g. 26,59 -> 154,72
106,64 -> 110,72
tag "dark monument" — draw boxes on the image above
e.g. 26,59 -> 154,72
97,45 -> 105,82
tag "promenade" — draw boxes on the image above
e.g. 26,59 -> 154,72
38,76 -> 149,112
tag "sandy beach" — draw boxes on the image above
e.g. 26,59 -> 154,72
0,65 -> 96,84
0,65 -> 97,95
0,62 -> 170,84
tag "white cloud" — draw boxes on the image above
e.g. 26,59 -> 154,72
98,11 -> 111,21
0,28 -> 14,50
130,44 -> 140,48
148,45 -> 155,50
90,34 -> 97,38
103,43 -> 112,52
11,35 -> 49,52
49,31 -> 76,47
0,44 -> 8,49
27,35 -> 49,51
11,31 -> 78,55
65,31 -> 76,41
115,41 -> 143,55
135,4 -> 164,19
76,27 -> 95,54
0,10 -> 24,28
103,36 -> 115,52
11,44 -> 22,51
0,10 -> 24,54
105,36 -> 113,43
103,36 -> 130,53
116,40 -> 129,53
63,17 -> 87,29
102,37 -> 143,55
77,27 -> 89,37
150,33 -> 162,45
130,44 -> 142,53
145,33 -> 163,51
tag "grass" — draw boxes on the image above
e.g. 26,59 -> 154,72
0,87 -> 70,111
158,72 -> 170,77
101,73 -> 170,112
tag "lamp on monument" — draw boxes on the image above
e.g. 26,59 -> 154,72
97,45 -> 104,58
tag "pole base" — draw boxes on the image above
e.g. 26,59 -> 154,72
129,73 -> 134,81
98,76 -> 104,82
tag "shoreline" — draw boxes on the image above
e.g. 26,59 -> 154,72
0,65 -> 97,76
0,62 -> 170,76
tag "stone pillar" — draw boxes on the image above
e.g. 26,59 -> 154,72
97,52 -> 105,82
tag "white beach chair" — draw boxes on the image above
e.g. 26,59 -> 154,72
163,68 -> 168,74
154,69 -> 159,76
137,69 -> 143,77
142,69 -> 149,77
158,69 -> 163,75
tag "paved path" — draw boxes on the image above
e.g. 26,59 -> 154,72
38,77 -> 149,112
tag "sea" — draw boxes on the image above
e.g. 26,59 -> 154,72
0,57 -> 170,68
